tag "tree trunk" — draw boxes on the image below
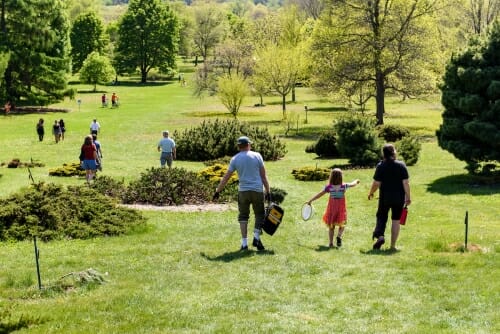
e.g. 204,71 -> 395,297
292,86 -> 296,102
375,71 -> 385,125
141,69 -> 147,83
282,94 -> 287,119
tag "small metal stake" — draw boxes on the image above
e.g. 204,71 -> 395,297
464,211 -> 468,251
33,236 -> 42,290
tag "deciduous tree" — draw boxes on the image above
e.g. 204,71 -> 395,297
70,11 -> 106,74
79,51 -> 115,91
218,73 -> 248,118
114,0 -> 179,83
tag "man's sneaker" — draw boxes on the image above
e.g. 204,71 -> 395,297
240,245 -> 248,251
336,237 -> 342,247
252,238 -> 265,251
373,237 -> 385,250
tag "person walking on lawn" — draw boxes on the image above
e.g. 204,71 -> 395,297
213,136 -> 271,251
368,144 -> 411,250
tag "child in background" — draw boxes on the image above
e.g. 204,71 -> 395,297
306,168 -> 360,248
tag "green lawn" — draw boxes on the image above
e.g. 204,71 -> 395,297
0,73 -> 498,333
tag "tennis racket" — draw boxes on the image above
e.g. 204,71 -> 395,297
301,203 -> 314,221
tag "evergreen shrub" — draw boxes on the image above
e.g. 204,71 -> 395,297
173,119 -> 287,161
334,116 -> 380,166
292,166 -> 330,181
377,124 -> 410,142
396,136 -> 422,166
123,167 -> 213,206
313,131 -> 340,158
0,182 -> 145,242
49,162 -> 86,177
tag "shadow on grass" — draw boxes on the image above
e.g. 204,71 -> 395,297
315,245 -> 337,252
200,249 -> 275,262
360,248 -> 400,256
427,174 -> 500,195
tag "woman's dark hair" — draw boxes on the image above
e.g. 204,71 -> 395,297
382,144 -> 396,160
84,135 -> 93,145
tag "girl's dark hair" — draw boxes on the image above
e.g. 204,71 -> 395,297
329,168 -> 343,185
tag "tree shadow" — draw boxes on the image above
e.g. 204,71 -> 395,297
427,174 -> 500,195
200,249 -> 275,262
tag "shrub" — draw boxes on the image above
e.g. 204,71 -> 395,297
91,175 -> 128,199
334,116 -> 380,166
173,119 -> 287,161
198,163 -> 238,202
1,158 -> 45,168
396,136 -> 422,166
292,166 -> 330,181
305,143 -> 315,154
313,131 -> 340,158
49,162 -> 86,177
0,182 -> 145,242
377,124 -> 410,142
269,187 -> 287,204
123,167 -> 213,206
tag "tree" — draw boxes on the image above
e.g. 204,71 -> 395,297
254,45 -> 302,119
1,0 -> 72,105
79,51 -> 115,91
437,22 -> 500,174
115,0 -> 179,83
218,73 -> 248,118
468,0 -> 500,35
70,11 -> 106,74
311,0 -> 445,125
192,3 -> 227,64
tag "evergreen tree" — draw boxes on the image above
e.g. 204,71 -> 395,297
70,11 -> 106,74
438,22 -> 500,174
115,0 -> 179,83
1,0 -> 72,105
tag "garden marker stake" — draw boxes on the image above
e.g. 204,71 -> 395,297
33,236 -> 42,290
464,211 -> 468,251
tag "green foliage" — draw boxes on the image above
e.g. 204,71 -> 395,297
197,163 -> 238,202
70,11 -> 106,74
377,124 -> 410,142
173,119 -> 287,161
218,74 -> 249,117
79,52 -> 116,91
91,175 -> 127,199
438,22 -> 500,174
291,166 -> 330,181
123,167 -> 213,206
0,182 -> 145,242
334,116 -> 380,166
115,0 -> 179,83
312,131 -> 340,158
269,187 -> 287,205
396,136 -> 422,166
1,0 -> 72,105
48,162 -> 86,177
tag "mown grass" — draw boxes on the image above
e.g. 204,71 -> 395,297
0,68 -> 498,333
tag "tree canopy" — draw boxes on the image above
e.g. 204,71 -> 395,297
114,0 -> 179,83
437,22 -> 500,174
70,11 -> 106,74
0,0 -> 72,105
79,52 -> 116,91
310,0 -> 445,124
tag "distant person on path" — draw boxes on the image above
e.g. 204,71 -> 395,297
92,134 -> 103,171
306,168 -> 360,248
80,134 -> 98,183
157,130 -> 176,168
59,119 -> 66,140
101,94 -> 107,107
90,119 -> 100,135
368,144 -> 411,250
111,93 -> 118,107
213,136 -> 271,251
52,120 -> 62,143
36,118 -> 45,142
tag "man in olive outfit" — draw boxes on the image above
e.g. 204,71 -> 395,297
213,136 -> 271,251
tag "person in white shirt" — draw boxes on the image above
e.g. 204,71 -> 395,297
90,119 -> 100,135
157,130 -> 176,168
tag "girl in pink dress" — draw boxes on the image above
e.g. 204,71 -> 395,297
306,168 -> 360,248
